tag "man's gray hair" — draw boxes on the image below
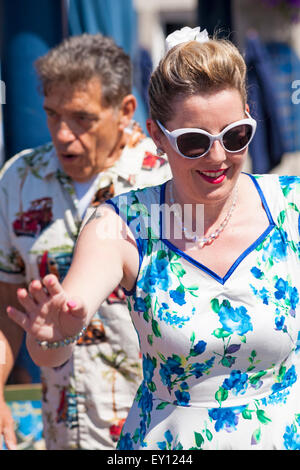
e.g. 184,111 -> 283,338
35,33 -> 132,107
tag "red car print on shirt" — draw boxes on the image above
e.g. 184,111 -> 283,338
142,151 -> 167,170
13,197 -> 53,237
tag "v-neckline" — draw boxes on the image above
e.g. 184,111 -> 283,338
159,174 -> 276,285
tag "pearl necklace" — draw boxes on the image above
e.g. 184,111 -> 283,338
169,182 -> 238,248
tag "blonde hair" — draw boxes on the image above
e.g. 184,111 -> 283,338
148,37 -> 247,124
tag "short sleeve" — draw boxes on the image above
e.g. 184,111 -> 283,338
278,175 -> 300,241
0,173 -> 26,283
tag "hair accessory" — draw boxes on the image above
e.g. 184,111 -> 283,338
169,182 -> 238,248
36,326 -> 87,351
166,26 -> 209,52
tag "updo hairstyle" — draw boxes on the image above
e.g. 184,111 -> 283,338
148,37 -> 247,125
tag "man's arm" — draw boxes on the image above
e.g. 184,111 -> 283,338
0,281 -> 27,450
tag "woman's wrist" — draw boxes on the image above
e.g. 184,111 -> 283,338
26,333 -> 75,367
35,326 -> 87,350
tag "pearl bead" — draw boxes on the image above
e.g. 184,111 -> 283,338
169,183 -> 238,248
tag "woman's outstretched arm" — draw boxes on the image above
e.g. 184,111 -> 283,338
7,205 -> 139,367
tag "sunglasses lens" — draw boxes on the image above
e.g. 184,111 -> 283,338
177,132 -> 210,158
223,124 -> 253,152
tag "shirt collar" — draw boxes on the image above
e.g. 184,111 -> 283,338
39,143 -> 63,178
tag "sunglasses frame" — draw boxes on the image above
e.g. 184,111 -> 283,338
156,112 -> 257,159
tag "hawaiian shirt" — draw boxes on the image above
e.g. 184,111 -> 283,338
0,122 -> 172,450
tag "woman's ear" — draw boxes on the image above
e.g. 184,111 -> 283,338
245,103 -> 250,114
146,118 -> 164,149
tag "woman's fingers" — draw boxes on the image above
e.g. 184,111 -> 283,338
6,306 -> 30,332
16,288 -> 37,314
28,280 -> 49,304
42,274 -> 64,297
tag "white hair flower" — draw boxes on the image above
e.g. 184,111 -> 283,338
165,26 -> 209,52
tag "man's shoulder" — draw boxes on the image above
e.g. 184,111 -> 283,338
0,142 -> 55,180
115,122 -> 171,189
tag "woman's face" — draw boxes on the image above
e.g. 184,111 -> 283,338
148,88 -> 249,206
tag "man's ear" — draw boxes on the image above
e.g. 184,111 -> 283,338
119,94 -> 137,129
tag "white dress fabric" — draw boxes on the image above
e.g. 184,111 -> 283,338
105,173 -> 300,450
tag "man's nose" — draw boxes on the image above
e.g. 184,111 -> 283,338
55,120 -> 76,143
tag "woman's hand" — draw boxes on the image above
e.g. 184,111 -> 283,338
6,274 -> 87,344
0,399 -> 16,450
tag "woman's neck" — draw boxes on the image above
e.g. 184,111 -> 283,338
168,179 -> 239,236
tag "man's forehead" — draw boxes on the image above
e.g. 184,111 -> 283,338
43,78 -> 104,110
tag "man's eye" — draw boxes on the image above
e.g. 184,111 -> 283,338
46,110 -> 57,118
77,114 -> 94,121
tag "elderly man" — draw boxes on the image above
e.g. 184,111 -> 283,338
0,33 -> 171,450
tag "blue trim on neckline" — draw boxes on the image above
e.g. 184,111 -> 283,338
159,175 -> 276,285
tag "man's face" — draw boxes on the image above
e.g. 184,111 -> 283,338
43,78 -> 129,182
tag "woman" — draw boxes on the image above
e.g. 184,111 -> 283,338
8,27 -> 300,450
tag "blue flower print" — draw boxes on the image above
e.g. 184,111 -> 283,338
271,365 -> 297,394
160,356 -> 185,389
250,286 -> 269,305
137,254 -> 171,293
274,278 -> 288,300
134,296 -> 148,313
218,302 -> 253,336
157,430 -> 183,450
157,302 -> 190,328
174,385 -> 190,406
251,267 -> 264,279
190,357 -> 215,379
262,229 -> 288,263
290,287 -> 299,310
275,315 -> 286,331
274,278 -> 299,311
208,406 -> 246,433
143,354 -> 156,384
138,381 -> 153,414
295,331 -> 300,353
222,370 -> 248,395
157,430 -> 173,450
170,288 -> 186,306
193,340 -> 207,355
117,432 -> 134,450
279,175 -> 300,197
259,287 -> 269,305
284,425 -> 300,450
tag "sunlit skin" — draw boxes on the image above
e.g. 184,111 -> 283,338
147,88 -> 249,222
6,87 -> 269,367
43,77 -> 136,182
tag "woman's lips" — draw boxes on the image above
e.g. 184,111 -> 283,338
196,168 -> 228,184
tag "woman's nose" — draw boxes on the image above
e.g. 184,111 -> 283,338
206,139 -> 227,162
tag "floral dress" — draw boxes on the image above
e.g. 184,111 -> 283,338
106,173 -> 300,450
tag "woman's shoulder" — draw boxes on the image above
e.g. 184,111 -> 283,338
249,173 -> 300,201
106,182 -> 167,214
